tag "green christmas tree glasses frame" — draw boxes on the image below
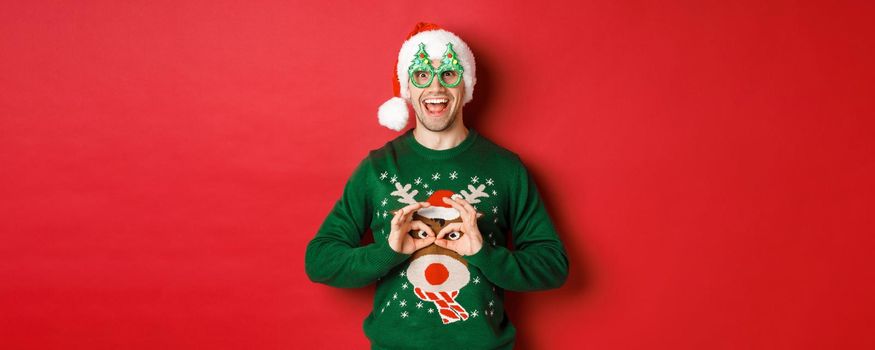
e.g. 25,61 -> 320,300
407,42 -> 465,89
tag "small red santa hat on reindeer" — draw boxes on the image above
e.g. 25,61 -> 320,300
377,22 -> 477,131
417,190 -> 463,220
415,189 -> 486,221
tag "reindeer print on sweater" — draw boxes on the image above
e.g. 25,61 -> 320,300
307,128 -> 569,348
376,170 -> 501,325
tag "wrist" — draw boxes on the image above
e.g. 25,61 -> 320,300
466,240 -> 489,262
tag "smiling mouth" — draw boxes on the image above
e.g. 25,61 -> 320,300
422,98 -> 449,116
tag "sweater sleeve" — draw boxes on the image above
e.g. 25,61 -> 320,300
305,157 -> 411,288
465,157 -> 570,292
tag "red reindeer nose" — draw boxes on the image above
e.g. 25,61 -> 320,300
424,263 -> 449,285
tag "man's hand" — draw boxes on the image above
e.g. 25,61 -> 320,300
388,202 -> 436,254
435,197 -> 484,256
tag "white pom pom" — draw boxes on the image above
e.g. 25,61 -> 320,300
378,97 -> 409,131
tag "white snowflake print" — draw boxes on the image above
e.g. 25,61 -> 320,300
449,171 -> 458,180
382,211 -> 388,218
390,175 -> 398,183
379,171 -> 388,180
492,190 -> 498,196
423,183 -> 429,189
381,198 -> 388,207
393,292 -> 398,300
486,178 -> 494,186
471,310 -> 479,318
414,177 -> 422,185
492,240 -> 497,246
401,311 -> 409,318
386,300 -> 391,307
381,307 -> 385,313
492,206 -> 498,214
473,276 -> 481,284
401,282 -> 409,290
427,190 -> 434,196
399,299 -> 407,307
489,300 -> 495,307
428,308 -> 434,314
399,270 -> 406,277
471,176 -> 479,183
494,217 -> 498,224
416,301 -> 424,309
432,172 -> 441,180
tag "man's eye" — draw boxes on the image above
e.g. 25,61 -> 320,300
409,230 -> 428,239
447,231 -> 461,240
443,71 -> 456,77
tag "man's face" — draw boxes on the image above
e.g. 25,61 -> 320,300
407,59 -> 465,132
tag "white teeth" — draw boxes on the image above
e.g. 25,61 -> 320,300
424,98 -> 448,104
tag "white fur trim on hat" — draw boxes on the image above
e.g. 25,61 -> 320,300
417,206 -> 460,220
378,97 -> 409,131
396,29 -> 476,105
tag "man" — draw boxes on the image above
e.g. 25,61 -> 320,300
305,23 -> 569,350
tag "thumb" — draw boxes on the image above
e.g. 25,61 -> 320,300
433,238 -> 448,248
415,236 -> 436,250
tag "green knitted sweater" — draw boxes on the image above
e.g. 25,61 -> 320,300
305,128 -> 569,349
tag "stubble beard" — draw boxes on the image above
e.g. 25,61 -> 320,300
415,107 -> 457,132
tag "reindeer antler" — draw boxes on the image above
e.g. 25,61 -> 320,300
455,184 -> 490,204
390,182 -> 419,205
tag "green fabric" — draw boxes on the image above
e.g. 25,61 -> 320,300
305,128 -> 569,349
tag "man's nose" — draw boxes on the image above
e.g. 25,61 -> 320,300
426,71 -> 445,91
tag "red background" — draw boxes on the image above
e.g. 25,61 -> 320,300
2,1 -> 873,349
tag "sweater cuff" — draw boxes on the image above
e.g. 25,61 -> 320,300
367,240 -> 411,271
465,242 -> 495,268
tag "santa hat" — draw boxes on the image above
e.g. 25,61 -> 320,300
377,22 -> 477,131
416,189 -> 463,220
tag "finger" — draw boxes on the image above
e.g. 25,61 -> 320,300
395,204 -> 417,219
392,207 -> 412,227
399,203 -> 418,217
399,202 -> 428,222
391,208 -> 403,227
453,196 -> 471,208
414,236 -> 436,250
433,237 -> 447,248
408,201 -> 433,222
409,220 -> 435,238
442,197 -> 469,217
457,199 -> 477,219
437,223 -> 463,239
450,197 -> 479,223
